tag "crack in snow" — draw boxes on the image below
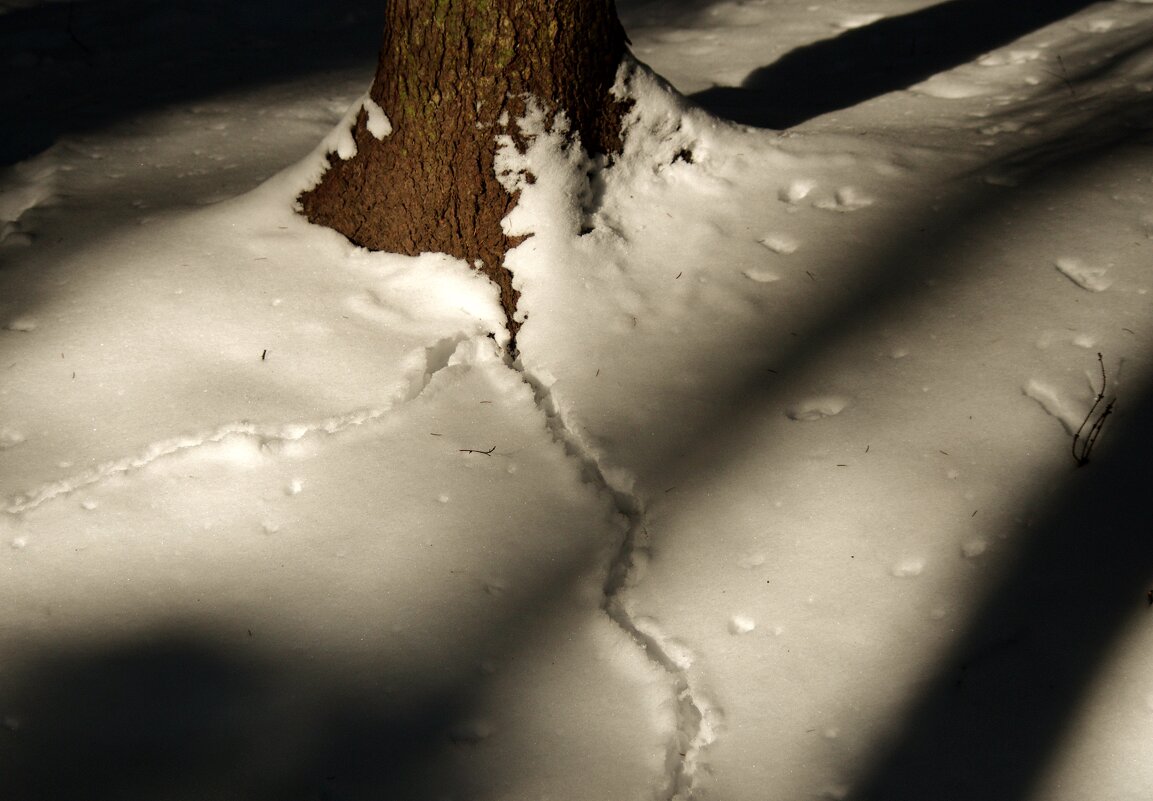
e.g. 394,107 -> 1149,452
509,356 -> 718,800
4,335 -> 470,516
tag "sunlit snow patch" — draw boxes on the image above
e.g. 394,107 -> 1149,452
909,74 -> 995,99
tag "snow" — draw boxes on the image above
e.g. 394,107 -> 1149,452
362,96 -> 392,140
4,1 -> 1153,799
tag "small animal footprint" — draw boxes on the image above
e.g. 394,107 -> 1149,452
1055,257 -> 1112,292
786,395 -> 850,421
814,187 -> 874,212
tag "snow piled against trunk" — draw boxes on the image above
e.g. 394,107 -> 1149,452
4,1 -> 1153,800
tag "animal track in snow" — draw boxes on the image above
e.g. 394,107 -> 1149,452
0,429 -> 25,450
778,179 -> 816,204
736,552 -> 766,569
742,267 -> 781,284
511,359 -> 719,801
4,411 -> 389,515
448,718 -> 496,744
1080,18 -> 1119,33
982,172 -> 1020,188
4,336 -> 471,515
1022,380 -> 1082,435
2,317 -> 37,332
891,557 -> 925,577
961,539 -> 988,559
728,615 -> 756,635
909,75 -> 994,99
833,12 -> 884,29
785,395 -> 850,421
977,49 -> 1042,67
0,161 -> 57,246
758,234 -> 799,255
979,120 -> 1027,136
814,187 -> 874,212
1035,330 -> 1097,350
0,222 -> 33,247
1055,257 -> 1113,292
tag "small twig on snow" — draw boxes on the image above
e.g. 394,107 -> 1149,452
1072,352 -> 1115,467
459,445 -> 496,455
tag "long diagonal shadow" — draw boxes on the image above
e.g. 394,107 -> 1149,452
0,628 -> 478,799
663,53 -> 1153,800
0,560 -> 607,799
692,0 -> 1100,128
841,381 -> 1153,801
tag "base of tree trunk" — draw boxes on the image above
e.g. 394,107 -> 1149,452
298,1 -> 630,352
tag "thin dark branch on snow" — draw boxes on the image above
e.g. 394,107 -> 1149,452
1072,353 -> 1115,467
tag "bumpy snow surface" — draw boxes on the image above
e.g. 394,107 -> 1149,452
3,1 -> 1153,799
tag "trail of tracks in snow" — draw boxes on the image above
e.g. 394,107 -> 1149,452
4,335 -> 470,516
510,356 -> 719,801
4,406 -> 393,515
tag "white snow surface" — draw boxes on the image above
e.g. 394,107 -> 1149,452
3,1 -> 1153,800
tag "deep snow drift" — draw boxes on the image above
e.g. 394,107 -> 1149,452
2,1 -> 1153,799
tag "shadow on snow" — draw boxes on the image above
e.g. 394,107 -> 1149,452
0,0 -> 384,166
0,627 -> 472,800
841,382 -> 1153,800
691,0 -> 1100,129
3,3 -> 1153,800
670,37 -> 1153,799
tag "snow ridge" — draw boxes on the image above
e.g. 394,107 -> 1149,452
4,406 -> 394,515
509,358 -> 717,800
4,337 -> 468,516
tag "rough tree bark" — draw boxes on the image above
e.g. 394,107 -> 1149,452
299,0 -> 630,350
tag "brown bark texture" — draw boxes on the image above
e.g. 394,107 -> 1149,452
298,0 -> 629,347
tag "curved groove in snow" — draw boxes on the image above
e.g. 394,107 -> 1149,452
511,357 -> 719,800
4,334 -> 470,516
4,407 -> 392,515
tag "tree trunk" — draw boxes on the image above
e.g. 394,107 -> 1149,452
299,0 -> 629,349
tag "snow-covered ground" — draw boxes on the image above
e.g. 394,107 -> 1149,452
3,1 -> 1153,799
